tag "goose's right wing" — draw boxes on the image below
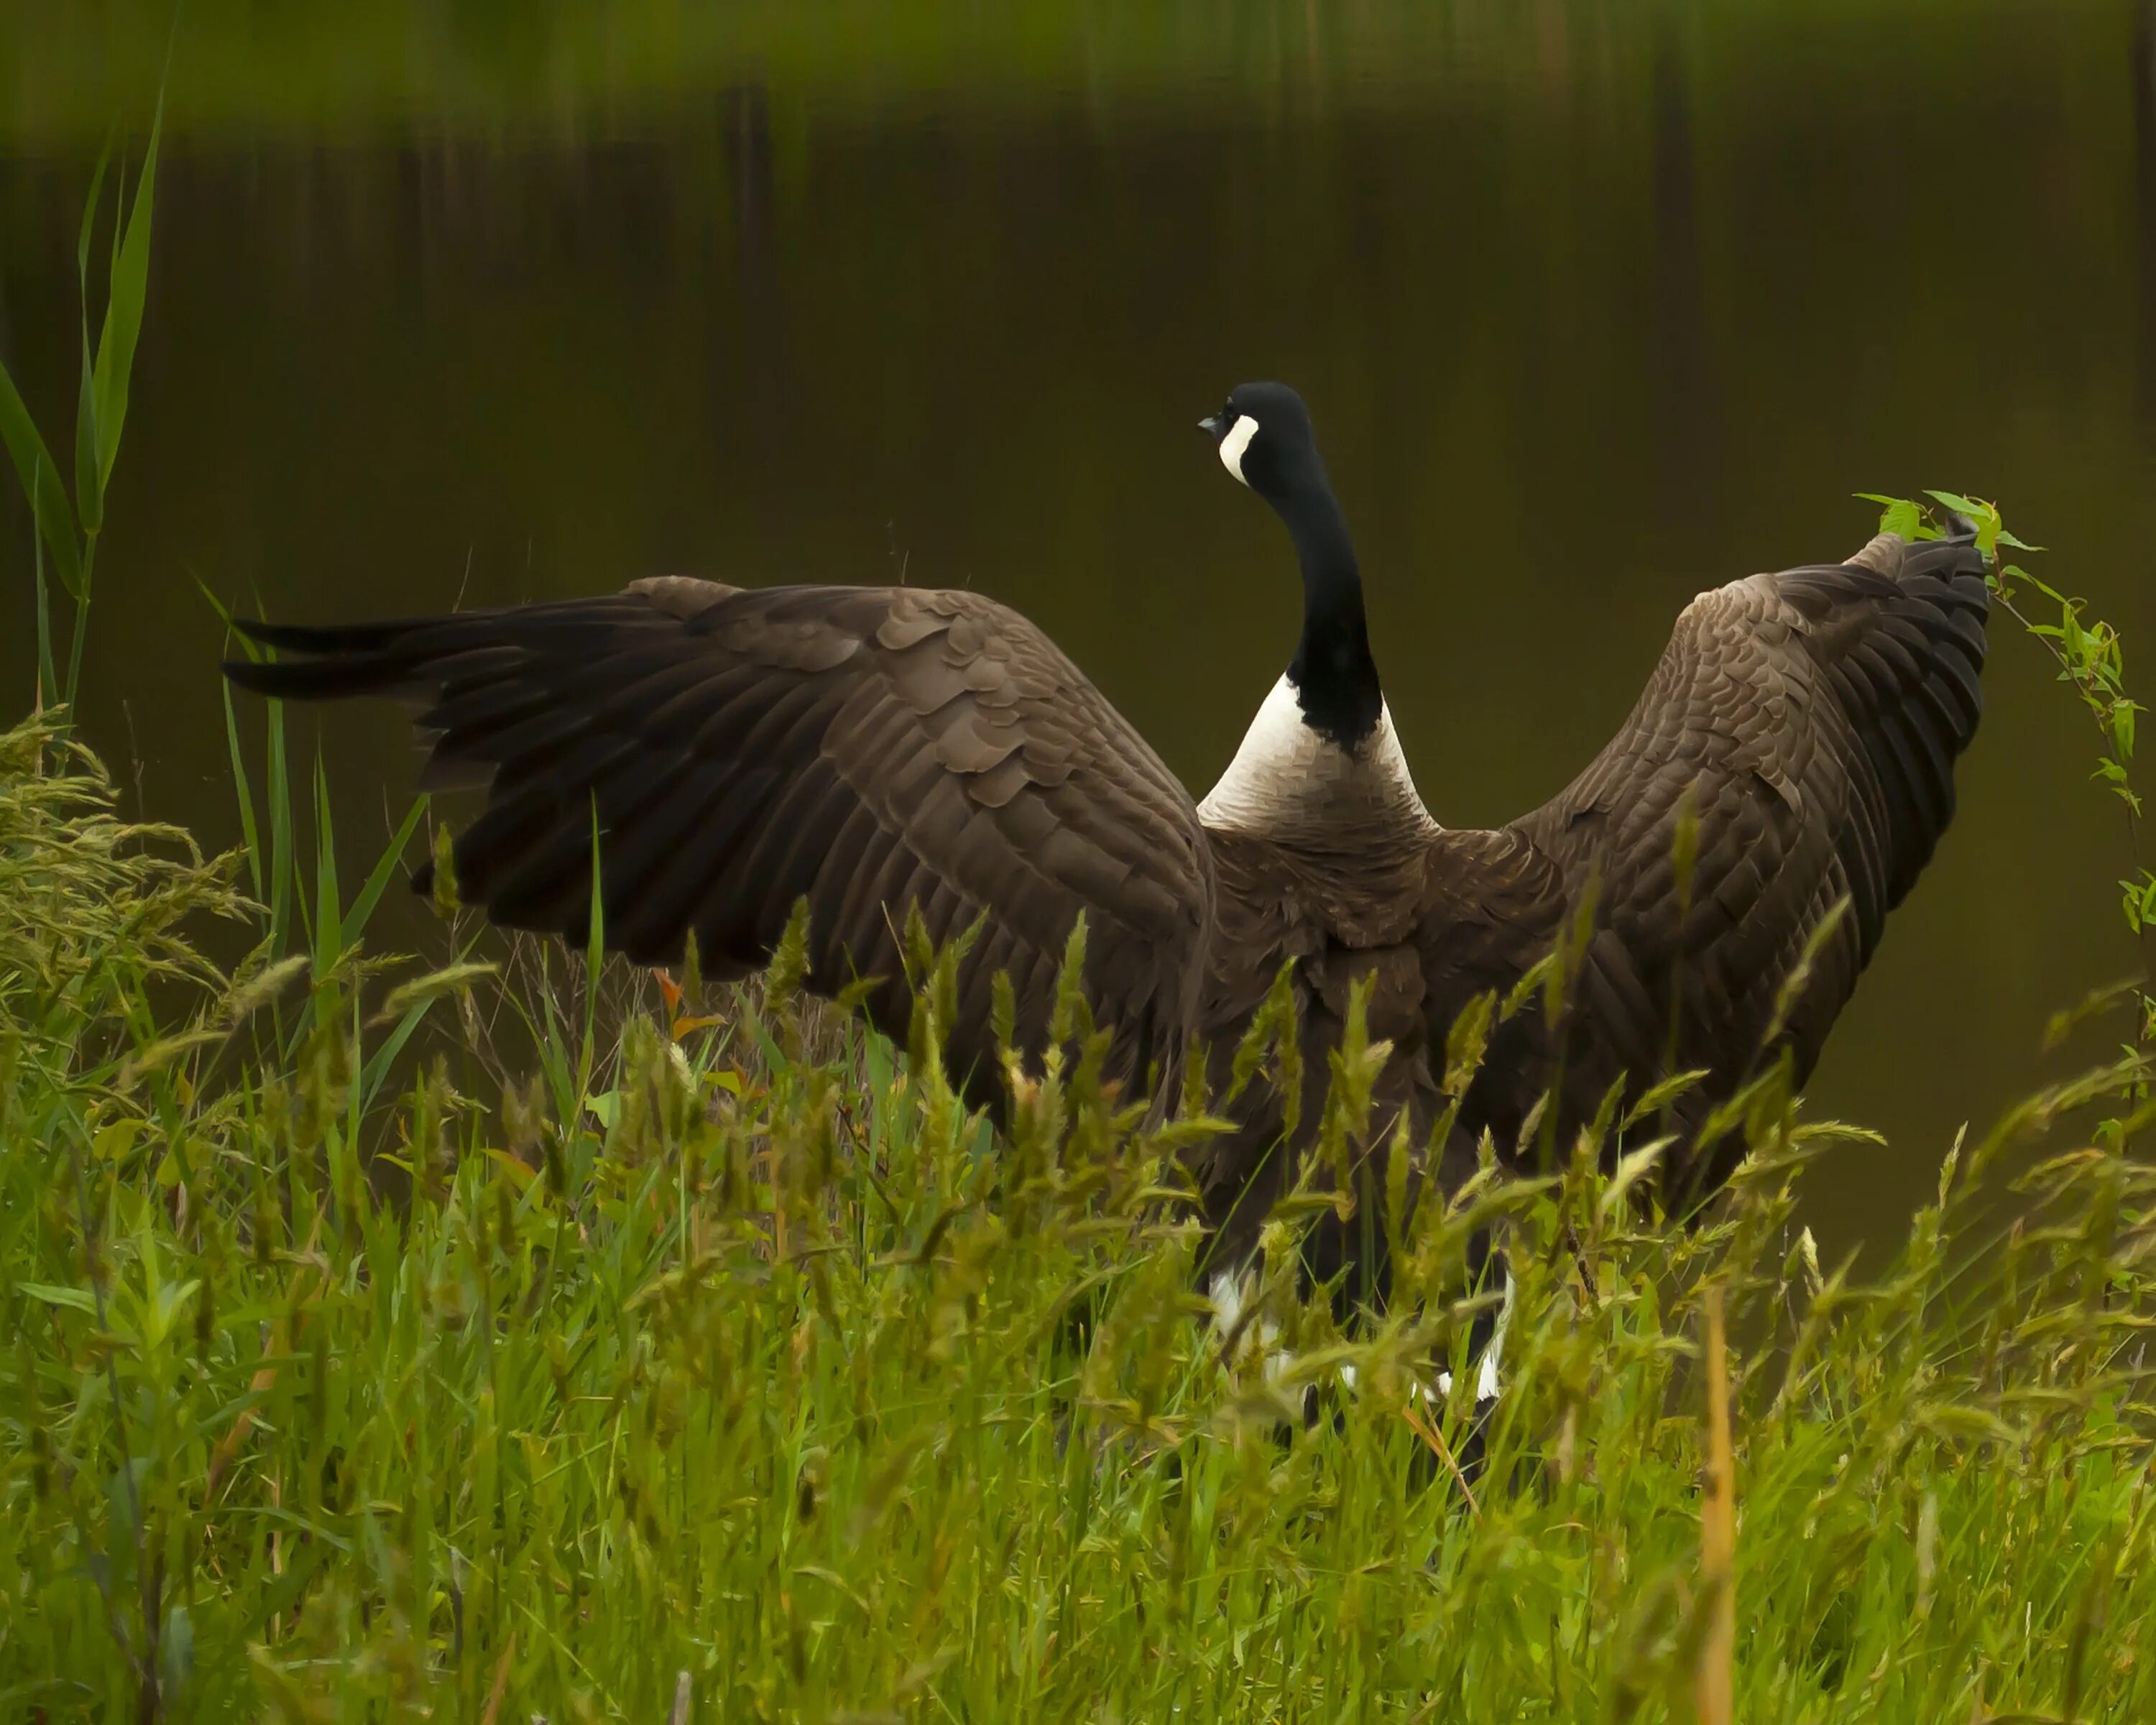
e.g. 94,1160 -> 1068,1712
225,581 -> 1216,1095
1419,526 -> 1990,1192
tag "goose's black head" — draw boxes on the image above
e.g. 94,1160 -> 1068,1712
1199,382 -> 1381,747
1199,381 -> 1324,502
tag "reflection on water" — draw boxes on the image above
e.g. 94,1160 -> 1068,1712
2,1 -> 2152,1252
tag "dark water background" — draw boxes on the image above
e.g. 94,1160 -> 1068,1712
4,1 -> 2155,1253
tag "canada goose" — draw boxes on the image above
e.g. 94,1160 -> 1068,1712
224,381 -> 1990,1298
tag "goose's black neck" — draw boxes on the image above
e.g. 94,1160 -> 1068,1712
1278,475 -> 1383,747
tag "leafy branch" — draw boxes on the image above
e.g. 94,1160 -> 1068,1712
1864,489 -> 2154,1060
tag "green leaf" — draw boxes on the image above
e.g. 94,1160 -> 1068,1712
1856,492 -> 1923,542
73,346 -> 101,537
160,1604 -> 195,1697
209,605 -> 266,901
575,801 -> 606,1112
73,136 -> 111,536
310,753 -> 341,979
267,672 -> 293,948
75,137 -> 111,289
16,1282 -> 99,1315
340,796 -> 428,952
0,370 -> 84,597
1923,489 -> 2002,556
91,91 -> 163,494
33,487 -> 57,701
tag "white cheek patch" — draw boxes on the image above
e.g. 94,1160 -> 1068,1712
1219,414 -> 1260,486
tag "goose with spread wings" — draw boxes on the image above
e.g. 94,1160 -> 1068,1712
225,381 -> 1989,1274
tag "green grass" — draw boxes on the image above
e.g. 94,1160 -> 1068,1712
1,708 -> 2152,1723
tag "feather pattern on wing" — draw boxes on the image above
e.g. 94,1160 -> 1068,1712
226,579 -> 1217,1103
1412,526 -> 1991,1196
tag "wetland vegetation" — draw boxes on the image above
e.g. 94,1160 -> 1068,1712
5,6 -> 2156,1719
1,650 -> 2152,1719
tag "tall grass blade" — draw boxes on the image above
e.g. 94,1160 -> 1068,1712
72,136 -> 111,538
576,800 -> 606,1110
206,595 -> 268,902
309,752 -> 340,981
73,340 -> 101,542
266,691 -> 292,949
33,506 -> 55,709
339,796 -> 427,954
0,381 -> 83,599
89,91 -> 163,492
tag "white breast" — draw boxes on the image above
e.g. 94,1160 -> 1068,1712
1198,673 -> 1436,840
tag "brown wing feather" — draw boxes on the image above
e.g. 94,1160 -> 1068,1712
1420,526 -> 1990,1194
225,579 -> 1215,1099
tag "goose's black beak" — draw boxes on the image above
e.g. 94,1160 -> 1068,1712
1199,413 -> 1225,441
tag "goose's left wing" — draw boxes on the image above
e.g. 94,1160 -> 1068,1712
1419,525 -> 1990,1193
